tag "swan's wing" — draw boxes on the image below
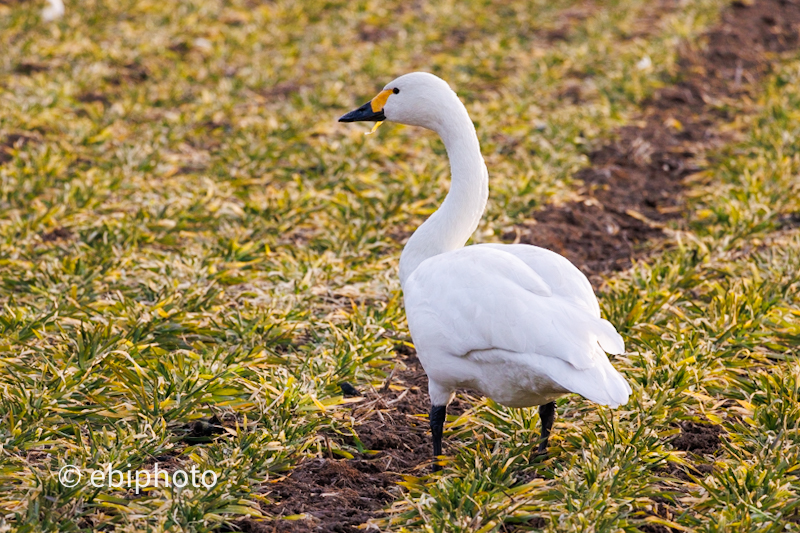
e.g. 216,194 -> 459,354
477,243 -> 601,318
404,246 -> 624,372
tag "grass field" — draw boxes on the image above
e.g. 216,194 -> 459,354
1,0 -> 800,531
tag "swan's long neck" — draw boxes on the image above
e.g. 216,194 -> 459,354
399,103 -> 489,286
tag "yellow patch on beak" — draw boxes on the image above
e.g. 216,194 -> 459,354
370,89 -> 393,113
365,121 -> 383,135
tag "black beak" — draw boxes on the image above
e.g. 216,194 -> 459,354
338,101 -> 386,122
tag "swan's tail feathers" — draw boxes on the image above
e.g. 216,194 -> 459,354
596,319 -> 625,355
598,362 -> 632,408
560,310 -> 624,369
551,354 -> 632,408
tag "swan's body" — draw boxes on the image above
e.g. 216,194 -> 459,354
340,72 -> 631,465
405,243 -> 629,408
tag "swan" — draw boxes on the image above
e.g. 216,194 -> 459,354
42,0 -> 65,21
339,72 -> 631,468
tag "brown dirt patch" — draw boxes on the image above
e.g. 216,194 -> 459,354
657,419 -> 723,485
508,0 -> 800,284
1,133 -> 38,164
77,92 -> 112,106
240,1 -> 800,531
13,61 -> 50,75
236,352 -> 472,532
672,420 -> 724,454
639,497 -> 681,533
665,460 -> 714,484
39,227 -> 73,242
105,62 -> 149,86
358,24 -> 398,43
245,459 -> 397,532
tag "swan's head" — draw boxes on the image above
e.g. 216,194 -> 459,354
338,72 -> 462,132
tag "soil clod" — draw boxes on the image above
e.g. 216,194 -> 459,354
40,227 -> 73,242
182,414 -> 224,443
338,382 -> 361,397
672,421 -> 724,453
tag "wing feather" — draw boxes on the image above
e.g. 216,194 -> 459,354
404,246 -> 624,371
477,243 -> 600,317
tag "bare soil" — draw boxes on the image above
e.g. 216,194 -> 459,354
672,420 -> 724,454
639,498 -> 681,533
235,353 -> 457,532
237,1 -> 800,530
39,227 -> 73,242
0,133 -> 37,164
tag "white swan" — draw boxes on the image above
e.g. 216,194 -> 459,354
42,0 -> 65,21
340,72 -> 631,466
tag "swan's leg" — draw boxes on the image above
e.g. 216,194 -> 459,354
537,401 -> 556,454
430,404 -> 447,470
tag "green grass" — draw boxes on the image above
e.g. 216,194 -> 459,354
1,0 -> 799,531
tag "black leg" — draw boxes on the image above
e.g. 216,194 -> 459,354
430,404 -> 447,471
537,401 -> 556,455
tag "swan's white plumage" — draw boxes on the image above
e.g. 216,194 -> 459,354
347,71 -> 631,413
404,246 -> 630,407
477,243 -> 601,317
42,0 -> 65,21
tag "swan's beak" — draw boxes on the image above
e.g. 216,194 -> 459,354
338,100 -> 386,122
339,89 -> 392,122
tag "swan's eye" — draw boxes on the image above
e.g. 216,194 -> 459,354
392,88 -> 400,94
